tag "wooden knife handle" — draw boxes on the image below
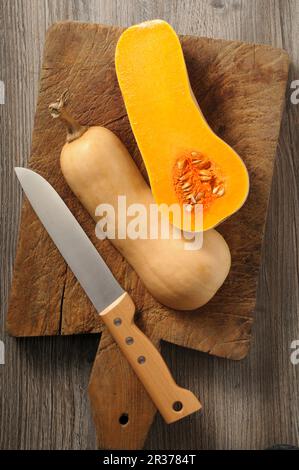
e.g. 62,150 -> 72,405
100,292 -> 202,424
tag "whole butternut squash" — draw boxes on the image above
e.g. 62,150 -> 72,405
49,92 -> 231,310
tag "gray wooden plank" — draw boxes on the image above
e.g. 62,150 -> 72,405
0,0 -> 298,449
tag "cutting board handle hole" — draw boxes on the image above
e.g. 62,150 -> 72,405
119,413 -> 129,426
173,401 -> 183,412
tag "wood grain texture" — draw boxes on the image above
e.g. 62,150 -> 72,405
0,0 -> 298,451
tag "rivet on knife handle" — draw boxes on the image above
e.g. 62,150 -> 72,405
100,292 -> 202,424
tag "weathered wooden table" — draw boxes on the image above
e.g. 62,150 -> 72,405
0,0 -> 298,449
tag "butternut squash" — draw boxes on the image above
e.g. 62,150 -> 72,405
115,20 -> 249,231
49,92 -> 231,310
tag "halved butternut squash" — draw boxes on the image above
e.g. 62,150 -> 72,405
115,20 -> 249,231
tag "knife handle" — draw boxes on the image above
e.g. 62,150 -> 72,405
100,292 -> 202,424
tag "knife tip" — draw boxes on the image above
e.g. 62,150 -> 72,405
14,167 -> 22,177
14,167 -> 31,180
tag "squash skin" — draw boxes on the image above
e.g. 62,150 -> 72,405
60,126 -> 231,310
115,20 -> 249,232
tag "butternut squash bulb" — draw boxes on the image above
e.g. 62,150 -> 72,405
115,20 -> 249,231
49,92 -> 231,310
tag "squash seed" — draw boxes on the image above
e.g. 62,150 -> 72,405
177,159 -> 186,170
182,182 -> 191,189
216,186 -> 225,197
193,159 -> 211,170
179,174 -> 190,182
201,161 -> 211,169
199,169 -> 211,177
200,175 -> 212,182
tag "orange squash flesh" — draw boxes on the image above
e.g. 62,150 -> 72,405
115,20 -> 249,231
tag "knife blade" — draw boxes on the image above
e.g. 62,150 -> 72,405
15,167 -> 123,312
15,167 -> 201,423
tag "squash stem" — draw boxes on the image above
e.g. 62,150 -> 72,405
49,90 -> 88,142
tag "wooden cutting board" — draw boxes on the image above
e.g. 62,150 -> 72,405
7,22 -> 289,449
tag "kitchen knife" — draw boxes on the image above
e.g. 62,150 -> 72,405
15,167 -> 201,423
